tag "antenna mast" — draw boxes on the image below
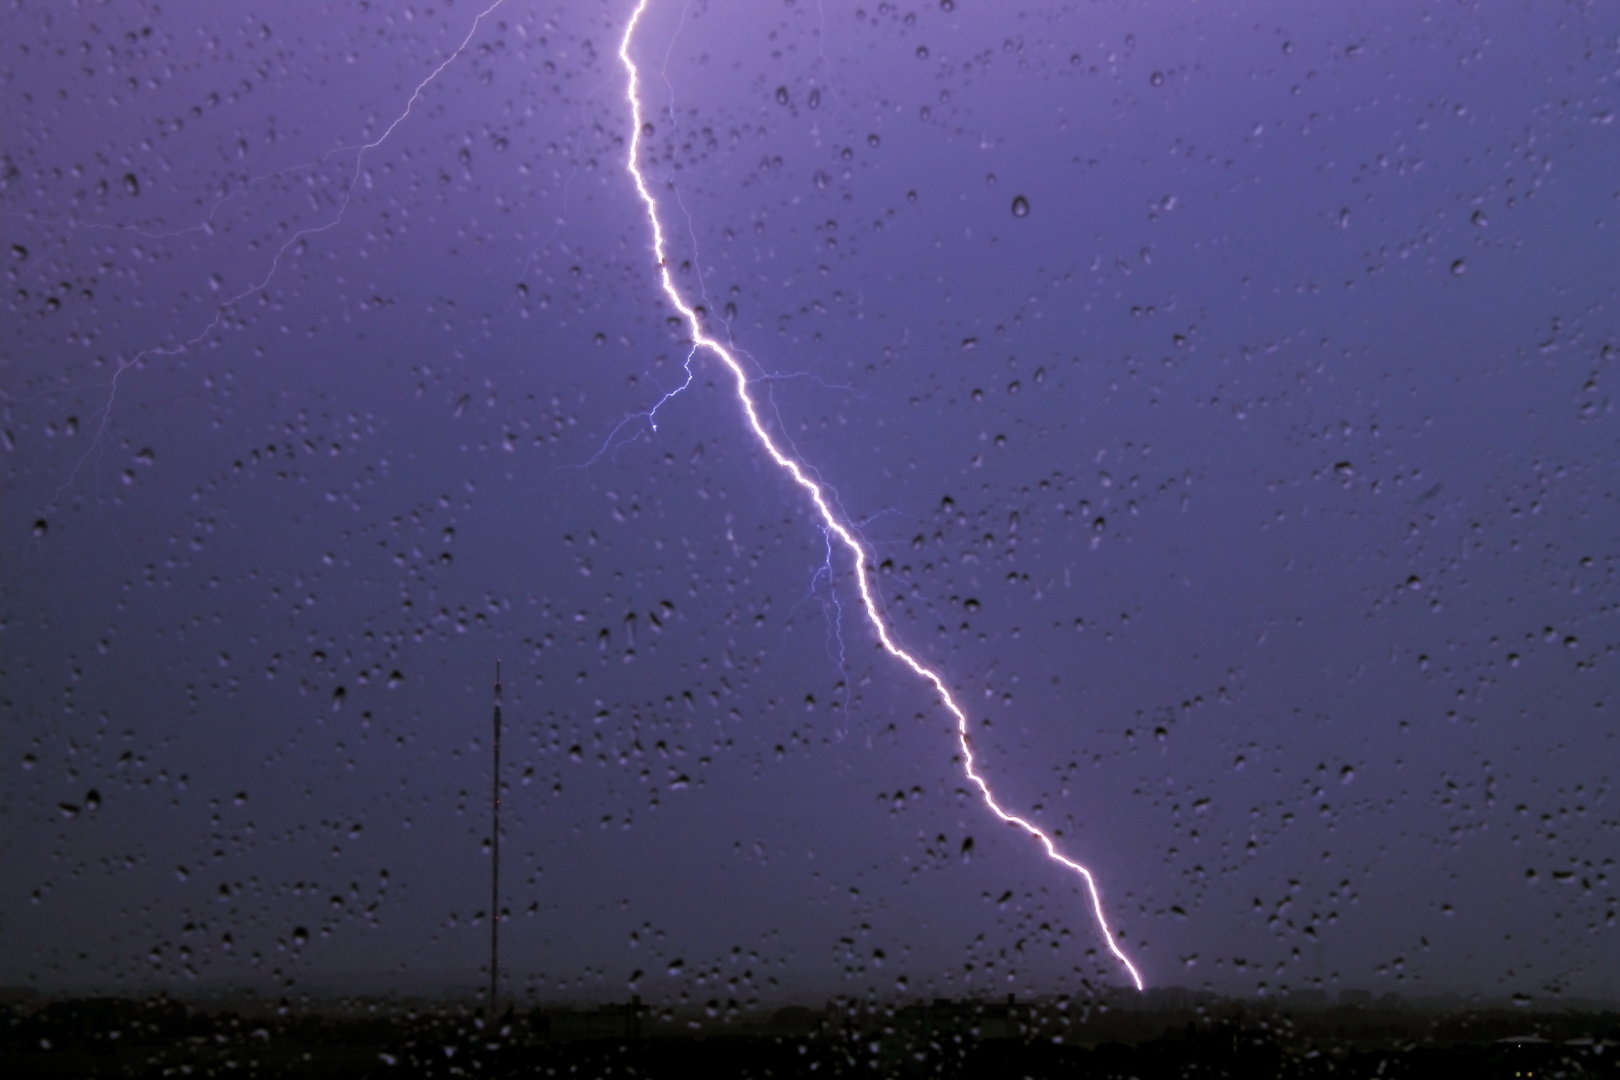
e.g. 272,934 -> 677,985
488,659 -> 502,1019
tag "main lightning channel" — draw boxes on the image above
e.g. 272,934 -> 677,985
617,1 -> 1143,992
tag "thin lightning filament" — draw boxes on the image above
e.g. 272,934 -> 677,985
617,1 -> 1144,992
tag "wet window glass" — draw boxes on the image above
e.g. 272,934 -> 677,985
4,1 -> 1614,1072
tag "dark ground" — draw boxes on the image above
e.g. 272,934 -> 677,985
2,991 -> 1614,1078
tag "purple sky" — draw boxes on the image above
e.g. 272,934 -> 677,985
3,0 -> 1617,1007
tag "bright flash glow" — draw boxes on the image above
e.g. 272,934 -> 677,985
618,1 -> 1144,992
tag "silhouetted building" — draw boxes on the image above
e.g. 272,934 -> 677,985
540,997 -> 643,1042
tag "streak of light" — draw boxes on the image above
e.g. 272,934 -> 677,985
52,0 -> 512,506
617,0 -> 1144,991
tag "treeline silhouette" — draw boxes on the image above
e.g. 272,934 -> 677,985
2,991 -> 1614,1077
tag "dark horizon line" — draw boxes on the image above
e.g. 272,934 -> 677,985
3,982 -> 1613,1014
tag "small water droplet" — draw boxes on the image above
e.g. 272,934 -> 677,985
774,86 -> 789,106
916,45 -> 929,59
123,173 -> 140,196
31,519 -> 47,538
1450,259 -> 1467,276
1010,195 -> 1030,218
808,88 -> 821,110
1150,70 -> 1165,87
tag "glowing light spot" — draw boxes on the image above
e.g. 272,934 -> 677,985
618,0 -> 1143,991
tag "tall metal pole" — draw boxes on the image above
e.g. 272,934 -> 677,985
489,659 -> 502,1019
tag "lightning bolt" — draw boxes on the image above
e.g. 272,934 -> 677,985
46,0 -> 512,508
618,1 -> 1144,991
